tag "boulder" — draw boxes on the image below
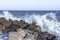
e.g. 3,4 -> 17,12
0,24 -> 5,32
18,20 -> 28,28
9,29 -> 38,40
0,17 -> 56,40
0,18 -> 12,27
42,32 -> 56,40
9,29 -> 27,40
27,24 -> 41,33
37,32 -> 56,40
9,32 -> 18,40
12,20 -> 20,25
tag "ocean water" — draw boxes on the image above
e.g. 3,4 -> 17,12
0,11 -> 60,40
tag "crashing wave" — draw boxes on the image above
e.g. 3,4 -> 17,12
0,11 -> 60,40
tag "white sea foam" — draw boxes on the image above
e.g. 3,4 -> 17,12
0,11 -> 60,37
0,11 -> 21,21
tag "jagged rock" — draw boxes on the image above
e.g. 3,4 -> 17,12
12,20 -> 28,29
18,20 -> 28,28
23,34 -> 36,40
27,24 -> 41,33
9,29 -> 27,40
17,29 -> 26,38
9,29 -> 38,40
12,20 -> 20,25
42,32 -> 56,40
0,17 -> 56,40
0,18 -> 12,27
9,32 -> 18,40
37,32 -> 56,40
6,25 -> 20,32
0,24 -> 5,32
5,19 -> 12,27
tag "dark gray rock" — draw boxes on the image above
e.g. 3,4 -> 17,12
0,17 -> 56,40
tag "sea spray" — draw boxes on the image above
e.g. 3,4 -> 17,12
0,11 -> 60,40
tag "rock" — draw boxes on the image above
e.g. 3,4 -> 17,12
47,34 -> 56,40
12,20 -> 20,25
5,20 -> 12,27
17,29 -> 26,38
9,32 -> 18,40
42,32 -> 56,40
9,29 -> 27,40
0,18 -> 12,27
18,20 -> 28,28
37,32 -> 56,40
27,24 -> 41,33
9,29 -> 37,40
0,17 -> 56,40
12,20 -> 28,29
6,25 -> 19,32
23,34 -> 36,40
33,32 -> 38,39
21,29 -> 38,40
0,24 -> 5,32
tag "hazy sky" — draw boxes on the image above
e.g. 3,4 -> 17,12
0,0 -> 60,10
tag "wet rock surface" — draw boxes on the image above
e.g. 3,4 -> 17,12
0,18 -> 56,40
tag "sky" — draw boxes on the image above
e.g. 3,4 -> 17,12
0,0 -> 60,10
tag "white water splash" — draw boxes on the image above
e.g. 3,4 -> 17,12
0,11 -> 60,37
24,13 -> 60,37
0,11 -> 21,21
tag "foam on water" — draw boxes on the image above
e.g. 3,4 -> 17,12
0,11 -> 60,40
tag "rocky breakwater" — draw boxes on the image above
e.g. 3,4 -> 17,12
0,17 -> 56,40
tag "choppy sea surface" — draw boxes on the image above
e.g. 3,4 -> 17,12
0,11 -> 60,40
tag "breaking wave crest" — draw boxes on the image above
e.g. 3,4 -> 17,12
0,11 -> 60,40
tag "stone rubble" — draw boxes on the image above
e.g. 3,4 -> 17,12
0,18 -> 56,40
